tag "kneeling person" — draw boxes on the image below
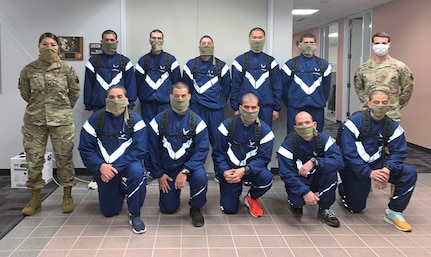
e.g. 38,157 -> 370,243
79,85 -> 148,234
213,93 -> 274,217
277,111 -> 343,227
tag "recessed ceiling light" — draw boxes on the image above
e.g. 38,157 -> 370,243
292,9 -> 319,15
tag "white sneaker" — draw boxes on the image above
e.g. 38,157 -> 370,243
88,180 -> 98,190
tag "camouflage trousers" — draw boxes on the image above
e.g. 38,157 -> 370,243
22,123 -> 76,189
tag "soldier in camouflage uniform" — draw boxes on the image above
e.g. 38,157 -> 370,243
18,32 -> 80,216
354,32 -> 414,123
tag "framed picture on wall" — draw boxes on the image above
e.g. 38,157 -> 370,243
58,36 -> 83,60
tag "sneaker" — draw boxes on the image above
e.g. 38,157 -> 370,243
243,181 -> 252,186
244,195 -> 263,217
88,180 -> 98,190
318,208 -> 340,227
189,207 -> 205,227
129,214 -> 147,234
289,204 -> 303,215
384,209 -> 412,232
213,173 -> 219,184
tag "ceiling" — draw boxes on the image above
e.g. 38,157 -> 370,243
292,0 -> 395,34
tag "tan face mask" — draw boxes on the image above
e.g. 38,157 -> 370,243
170,95 -> 190,114
295,125 -> 316,138
249,39 -> 265,53
370,104 -> 390,118
39,46 -> 60,65
101,41 -> 118,55
151,40 -> 163,53
199,45 -> 214,56
105,98 -> 129,113
299,42 -> 317,55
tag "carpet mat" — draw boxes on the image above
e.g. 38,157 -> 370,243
0,177 -> 58,239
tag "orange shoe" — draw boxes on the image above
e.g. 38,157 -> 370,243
244,195 -> 263,217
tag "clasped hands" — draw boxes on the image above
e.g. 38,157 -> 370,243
370,167 -> 391,190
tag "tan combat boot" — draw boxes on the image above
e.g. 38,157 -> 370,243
22,189 -> 41,216
62,186 -> 74,213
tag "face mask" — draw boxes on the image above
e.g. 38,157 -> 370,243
239,106 -> 259,123
372,44 -> 389,56
370,104 -> 390,118
249,39 -> 265,53
39,47 -> 60,64
295,125 -> 316,138
170,95 -> 190,114
101,41 -> 117,55
151,40 -> 163,53
199,45 -> 214,56
105,98 -> 129,113
299,42 -> 317,55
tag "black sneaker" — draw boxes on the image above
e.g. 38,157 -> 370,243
318,208 -> 340,227
189,207 -> 204,227
289,204 -> 303,215
129,214 -> 147,234
243,181 -> 252,186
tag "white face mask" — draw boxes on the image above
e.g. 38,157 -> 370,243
373,43 -> 389,56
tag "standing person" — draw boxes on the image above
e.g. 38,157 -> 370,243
277,111 -> 343,227
182,35 -> 231,178
230,27 -> 282,128
18,32 -> 80,215
84,29 -> 137,117
281,32 -> 332,133
354,32 -> 414,123
147,82 -> 209,227
213,93 -> 274,217
338,89 -> 417,232
79,85 -> 148,234
135,29 -> 181,125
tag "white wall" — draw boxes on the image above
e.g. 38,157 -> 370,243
0,0 -> 292,169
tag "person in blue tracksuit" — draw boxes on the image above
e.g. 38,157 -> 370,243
339,89 -> 417,232
281,32 -> 332,133
147,82 -> 209,227
78,85 -> 147,234
230,27 -> 282,128
277,111 -> 343,227
213,93 -> 274,218
182,35 -> 231,173
135,29 -> 181,125
84,30 -> 137,116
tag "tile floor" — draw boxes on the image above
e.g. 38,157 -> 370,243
1,173 -> 431,257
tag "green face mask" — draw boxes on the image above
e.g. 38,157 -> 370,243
151,40 -> 163,53
105,98 -> 129,113
39,47 -> 60,65
199,45 -> 214,56
249,39 -> 265,53
239,107 -> 259,124
370,104 -> 390,118
170,95 -> 190,114
101,41 -> 118,55
299,42 -> 317,55
295,125 -> 316,138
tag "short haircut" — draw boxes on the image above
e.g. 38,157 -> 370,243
300,33 -> 316,43
240,93 -> 259,105
39,32 -> 59,45
150,29 -> 164,39
368,88 -> 389,101
171,81 -> 190,94
102,29 -> 117,40
199,35 -> 214,44
107,85 -> 127,96
249,27 -> 266,37
372,32 -> 391,43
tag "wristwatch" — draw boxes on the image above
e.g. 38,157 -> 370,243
244,166 -> 251,175
181,168 -> 190,175
310,157 -> 318,167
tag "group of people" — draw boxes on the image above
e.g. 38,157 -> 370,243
18,28 -> 416,235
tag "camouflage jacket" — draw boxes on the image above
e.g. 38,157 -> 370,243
353,56 -> 414,121
18,59 -> 80,126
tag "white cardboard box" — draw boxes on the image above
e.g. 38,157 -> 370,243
10,152 -> 54,188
